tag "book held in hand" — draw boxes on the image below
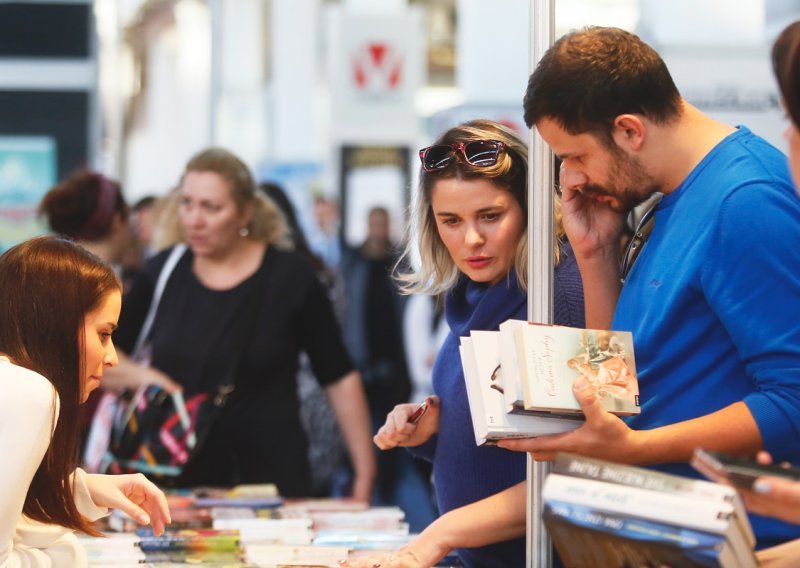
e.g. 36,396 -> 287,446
514,322 -> 640,415
460,331 -> 583,445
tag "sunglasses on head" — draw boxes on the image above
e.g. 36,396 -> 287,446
418,139 -> 506,172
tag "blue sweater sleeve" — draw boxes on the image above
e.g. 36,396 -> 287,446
554,244 -> 586,328
406,434 -> 437,462
702,182 -> 800,456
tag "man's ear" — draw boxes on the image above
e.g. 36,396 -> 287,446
611,114 -> 646,151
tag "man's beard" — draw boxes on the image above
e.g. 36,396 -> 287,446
582,150 -> 658,213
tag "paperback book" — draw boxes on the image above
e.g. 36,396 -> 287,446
512,321 -> 640,415
543,454 -> 756,568
460,331 -> 582,445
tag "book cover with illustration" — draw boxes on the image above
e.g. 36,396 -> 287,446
515,324 -> 641,415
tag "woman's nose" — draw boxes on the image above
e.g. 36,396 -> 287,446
104,343 -> 119,367
465,224 -> 484,246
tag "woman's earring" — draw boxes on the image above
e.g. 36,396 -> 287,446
239,227 -> 250,237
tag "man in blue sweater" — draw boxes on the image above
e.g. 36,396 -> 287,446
499,26 -> 800,548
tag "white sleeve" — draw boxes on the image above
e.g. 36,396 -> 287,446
70,469 -> 109,521
0,362 -> 78,568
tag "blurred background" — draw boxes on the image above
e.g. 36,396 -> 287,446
0,0 -> 798,251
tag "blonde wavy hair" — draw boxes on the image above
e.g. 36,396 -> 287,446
155,148 -> 291,251
396,119 -> 566,295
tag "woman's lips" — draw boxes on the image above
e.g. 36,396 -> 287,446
466,256 -> 491,269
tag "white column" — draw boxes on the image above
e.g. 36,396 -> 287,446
271,0 -> 320,161
456,0 -> 529,105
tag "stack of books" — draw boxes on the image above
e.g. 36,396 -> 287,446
459,320 -> 640,445
93,488 -> 420,567
135,527 -> 249,566
543,453 -> 757,568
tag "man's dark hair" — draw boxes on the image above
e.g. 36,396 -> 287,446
523,27 -> 682,144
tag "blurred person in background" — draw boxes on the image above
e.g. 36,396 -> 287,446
39,171 -> 133,441
340,206 -> 434,528
259,181 -> 347,496
132,195 -> 159,259
308,195 -> 343,268
341,206 -> 412,423
103,148 -> 375,499
39,170 -> 131,270
120,195 -> 163,289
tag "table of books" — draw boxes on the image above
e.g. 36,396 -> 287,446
82,484 -> 457,568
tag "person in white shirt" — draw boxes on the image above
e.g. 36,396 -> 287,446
0,236 -> 170,567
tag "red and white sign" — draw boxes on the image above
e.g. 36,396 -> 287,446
352,42 -> 404,94
328,7 -> 424,141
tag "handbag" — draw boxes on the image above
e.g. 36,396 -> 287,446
83,244 -> 187,472
100,245 -> 264,481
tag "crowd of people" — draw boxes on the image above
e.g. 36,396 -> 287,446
2,19 -> 800,568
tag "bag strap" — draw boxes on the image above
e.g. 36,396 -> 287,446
132,244 -> 188,359
210,256 -> 269,409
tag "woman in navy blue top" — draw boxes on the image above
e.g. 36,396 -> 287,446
343,119 -> 584,568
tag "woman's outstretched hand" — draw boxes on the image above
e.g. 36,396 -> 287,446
85,473 -> 171,535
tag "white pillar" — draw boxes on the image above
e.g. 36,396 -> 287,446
457,0 -> 530,105
271,0 -> 320,161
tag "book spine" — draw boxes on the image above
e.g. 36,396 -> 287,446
499,320 -> 525,411
458,341 -> 489,446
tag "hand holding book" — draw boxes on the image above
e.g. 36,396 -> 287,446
497,377 -> 644,463
373,396 -> 440,451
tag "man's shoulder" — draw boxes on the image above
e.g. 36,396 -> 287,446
717,127 -> 791,186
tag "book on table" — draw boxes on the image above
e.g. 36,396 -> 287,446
543,453 -> 757,568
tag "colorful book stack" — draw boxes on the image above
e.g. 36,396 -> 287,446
543,453 -> 757,568
136,528 -> 248,565
93,489 -> 422,567
459,320 -> 640,445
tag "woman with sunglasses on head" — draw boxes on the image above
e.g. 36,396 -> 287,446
343,119 -> 584,568
0,236 -> 170,566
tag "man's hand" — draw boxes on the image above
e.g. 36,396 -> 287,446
559,164 -> 626,262
497,378 -> 643,463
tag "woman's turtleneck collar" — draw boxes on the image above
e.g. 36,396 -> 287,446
445,270 -> 526,338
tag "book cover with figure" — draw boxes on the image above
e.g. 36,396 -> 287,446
514,323 -> 641,415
